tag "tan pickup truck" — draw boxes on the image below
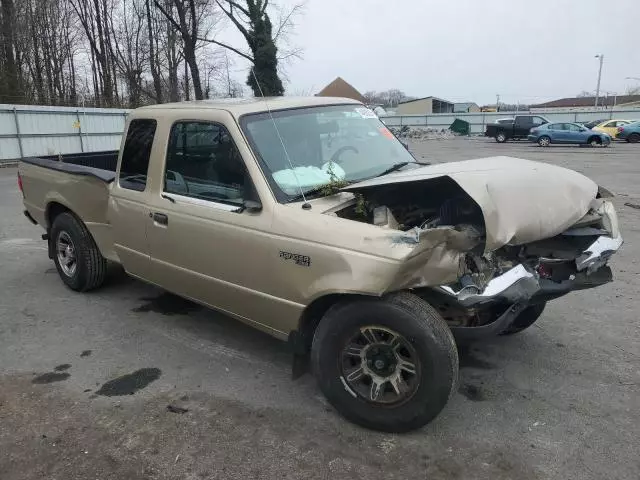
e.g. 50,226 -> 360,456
18,97 -> 622,432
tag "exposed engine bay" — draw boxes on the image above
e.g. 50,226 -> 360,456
333,174 -> 622,329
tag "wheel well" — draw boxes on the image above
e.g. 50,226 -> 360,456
291,293 -> 371,354
46,202 -> 71,229
588,135 -> 601,144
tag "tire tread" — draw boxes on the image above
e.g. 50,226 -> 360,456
51,212 -> 107,292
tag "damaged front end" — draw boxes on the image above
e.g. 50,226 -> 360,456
336,157 -> 623,339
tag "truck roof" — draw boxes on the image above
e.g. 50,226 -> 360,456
135,96 -> 362,117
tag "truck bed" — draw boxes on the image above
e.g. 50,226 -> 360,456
20,150 -> 119,183
19,150 -> 119,261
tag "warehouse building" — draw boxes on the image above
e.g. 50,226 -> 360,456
395,96 -> 455,115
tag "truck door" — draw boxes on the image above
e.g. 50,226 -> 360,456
108,118 -> 157,278
145,116 -> 285,332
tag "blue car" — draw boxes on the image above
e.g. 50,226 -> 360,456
616,121 -> 640,143
527,122 -> 611,147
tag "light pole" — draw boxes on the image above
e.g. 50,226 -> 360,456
594,54 -> 604,107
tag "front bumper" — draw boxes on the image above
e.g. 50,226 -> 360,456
527,135 -> 537,142
440,233 -> 623,308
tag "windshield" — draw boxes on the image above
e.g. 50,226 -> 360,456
240,104 -> 417,202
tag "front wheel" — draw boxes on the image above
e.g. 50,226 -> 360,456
311,292 -> 458,433
538,136 -> 551,147
589,136 -> 602,147
500,302 -> 546,335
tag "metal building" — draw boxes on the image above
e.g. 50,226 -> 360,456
395,97 -> 455,115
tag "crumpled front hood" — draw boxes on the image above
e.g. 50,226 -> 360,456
342,156 -> 599,251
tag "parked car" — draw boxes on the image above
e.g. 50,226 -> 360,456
18,97 -> 622,433
616,121 -> 640,142
580,119 -> 609,129
485,115 -> 549,142
528,122 -> 611,147
592,119 -> 634,137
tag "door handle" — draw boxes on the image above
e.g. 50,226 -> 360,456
153,212 -> 168,225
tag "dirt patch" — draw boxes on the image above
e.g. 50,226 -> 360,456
32,372 -> 70,384
458,383 -> 486,402
54,364 -> 71,372
0,374 -> 540,480
80,350 -> 92,357
95,368 -> 161,397
131,293 -> 201,316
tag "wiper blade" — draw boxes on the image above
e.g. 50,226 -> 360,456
374,162 -> 410,178
287,186 -> 330,203
288,180 -> 354,203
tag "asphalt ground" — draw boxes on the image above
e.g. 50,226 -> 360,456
1,138 -> 638,479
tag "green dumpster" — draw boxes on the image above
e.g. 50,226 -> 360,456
449,118 -> 470,135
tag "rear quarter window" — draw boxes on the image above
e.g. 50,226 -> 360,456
119,119 -> 157,191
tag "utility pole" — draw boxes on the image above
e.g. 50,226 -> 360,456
594,54 -> 604,107
496,94 -> 500,112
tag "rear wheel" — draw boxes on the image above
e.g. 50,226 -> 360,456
311,292 -> 458,433
538,136 -> 551,147
51,212 -> 107,292
495,132 -> 507,143
628,133 -> 640,143
500,303 -> 546,335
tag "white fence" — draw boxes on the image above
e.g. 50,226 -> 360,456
0,104 -> 129,163
380,108 -> 640,135
2,104 -> 640,164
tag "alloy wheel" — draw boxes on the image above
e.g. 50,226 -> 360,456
340,326 -> 421,405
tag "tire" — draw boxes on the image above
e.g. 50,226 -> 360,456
311,292 -> 458,433
588,136 -> 602,147
537,136 -> 551,147
628,133 -> 640,143
495,132 -> 507,143
51,212 -> 107,292
500,302 -> 546,335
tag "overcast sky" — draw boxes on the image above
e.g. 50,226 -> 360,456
223,0 -> 640,105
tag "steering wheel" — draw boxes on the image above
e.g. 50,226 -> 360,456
330,145 -> 359,164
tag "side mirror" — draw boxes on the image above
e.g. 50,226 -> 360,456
240,199 -> 262,213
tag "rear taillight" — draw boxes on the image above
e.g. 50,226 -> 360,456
17,172 -> 23,194
618,127 -> 625,132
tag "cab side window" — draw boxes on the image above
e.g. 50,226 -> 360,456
164,122 -> 246,205
531,117 -> 546,126
119,119 -> 157,191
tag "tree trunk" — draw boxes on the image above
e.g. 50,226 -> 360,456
0,0 -> 21,103
167,22 -> 179,102
183,46 -> 201,100
183,58 -> 190,100
145,0 -> 163,103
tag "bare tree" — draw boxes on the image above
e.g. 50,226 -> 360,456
154,0 -> 218,100
626,85 -> 640,96
70,0 -> 119,105
0,0 -> 302,107
363,89 -> 414,108
0,0 -> 23,103
201,0 -> 303,96
145,0 -> 163,102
